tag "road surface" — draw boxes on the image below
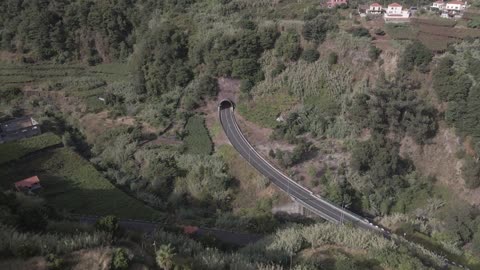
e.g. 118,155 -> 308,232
219,100 -> 383,233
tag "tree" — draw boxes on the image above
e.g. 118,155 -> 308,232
156,244 -> 176,270
302,14 -> 337,43
398,41 -> 433,72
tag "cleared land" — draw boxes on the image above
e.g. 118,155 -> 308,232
0,133 -> 61,164
237,93 -> 297,128
0,147 -> 161,220
385,18 -> 480,51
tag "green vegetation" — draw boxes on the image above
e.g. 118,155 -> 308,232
0,133 -> 61,164
0,147 -> 161,219
183,116 -> 213,155
237,93 -> 297,128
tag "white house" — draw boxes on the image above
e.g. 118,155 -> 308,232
387,2 -> 403,14
445,1 -> 466,11
431,0 -> 446,9
369,2 -> 383,13
384,2 -> 410,22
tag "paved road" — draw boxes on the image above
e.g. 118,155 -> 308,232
219,100 -> 383,233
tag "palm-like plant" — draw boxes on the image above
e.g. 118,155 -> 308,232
156,244 -> 176,270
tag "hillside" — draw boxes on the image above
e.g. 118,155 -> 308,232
1,0 -> 480,269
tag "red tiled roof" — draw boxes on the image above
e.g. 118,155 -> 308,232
371,2 -> 382,6
447,1 -> 464,4
388,2 -> 402,7
15,176 -> 40,189
183,225 -> 199,234
434,0 -> 444,3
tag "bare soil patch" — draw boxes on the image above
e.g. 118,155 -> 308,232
79,111 -> 157,143
400,125 -> 480,207
66,248 -> 113,270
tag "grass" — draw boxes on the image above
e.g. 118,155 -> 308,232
0,147 -> 162,220
216,145 -> 267,209
237,93 -> 297,128
183,116 -> 213,155
0,133 -> 62,164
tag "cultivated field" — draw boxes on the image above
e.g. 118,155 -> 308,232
0,147 -> 162,220
0,133 -> 61,164
385,18 -> 480,51
184,116 -> 213,155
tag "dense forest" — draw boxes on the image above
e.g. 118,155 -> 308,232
1,0 -> 480,269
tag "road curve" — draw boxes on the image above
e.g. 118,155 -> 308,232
218,100 -> 382,233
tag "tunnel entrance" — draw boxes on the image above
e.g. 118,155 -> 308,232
219,99 -> 234,110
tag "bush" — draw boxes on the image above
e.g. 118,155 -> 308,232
275,31 -> 301,61
95,215 -> 119,237
374,28 -> 385,36
301,49 -> 320,63
46,253 -> 64,270
369,46 -> 382,61
350,27 -> 370,38
328,52 -> 338,65
111,248 -> 130,270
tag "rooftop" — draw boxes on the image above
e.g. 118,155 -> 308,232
15,176 -> 41,189
371,2 -> 382,6
388,2 -> 402,7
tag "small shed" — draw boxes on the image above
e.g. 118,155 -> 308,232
15,176 -> 42,193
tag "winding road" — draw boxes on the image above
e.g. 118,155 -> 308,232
218,99 -> 382,233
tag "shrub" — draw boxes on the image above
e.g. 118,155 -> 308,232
374,28 -> 385,36
46,253 -> 64,270
328,52 -> 338,65
275,31 -> 301,61
301,49 -> 320,63
350,27 -> 370,38
111,248 -> 130,270
95,215 -> 119,237
369,46 -> 382,61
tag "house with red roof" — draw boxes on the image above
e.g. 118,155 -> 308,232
15,176 -> 42,194
386,2 -> 403,14
369,2 -> 383,13
384,2 -> 410,22
445,0 -> 466,11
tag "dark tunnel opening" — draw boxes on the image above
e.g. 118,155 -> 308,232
219,99 -> 234,110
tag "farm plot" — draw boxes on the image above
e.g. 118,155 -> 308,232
183,116 -> 213,155
0,147 -> 162,220
0,133 -> 62,164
